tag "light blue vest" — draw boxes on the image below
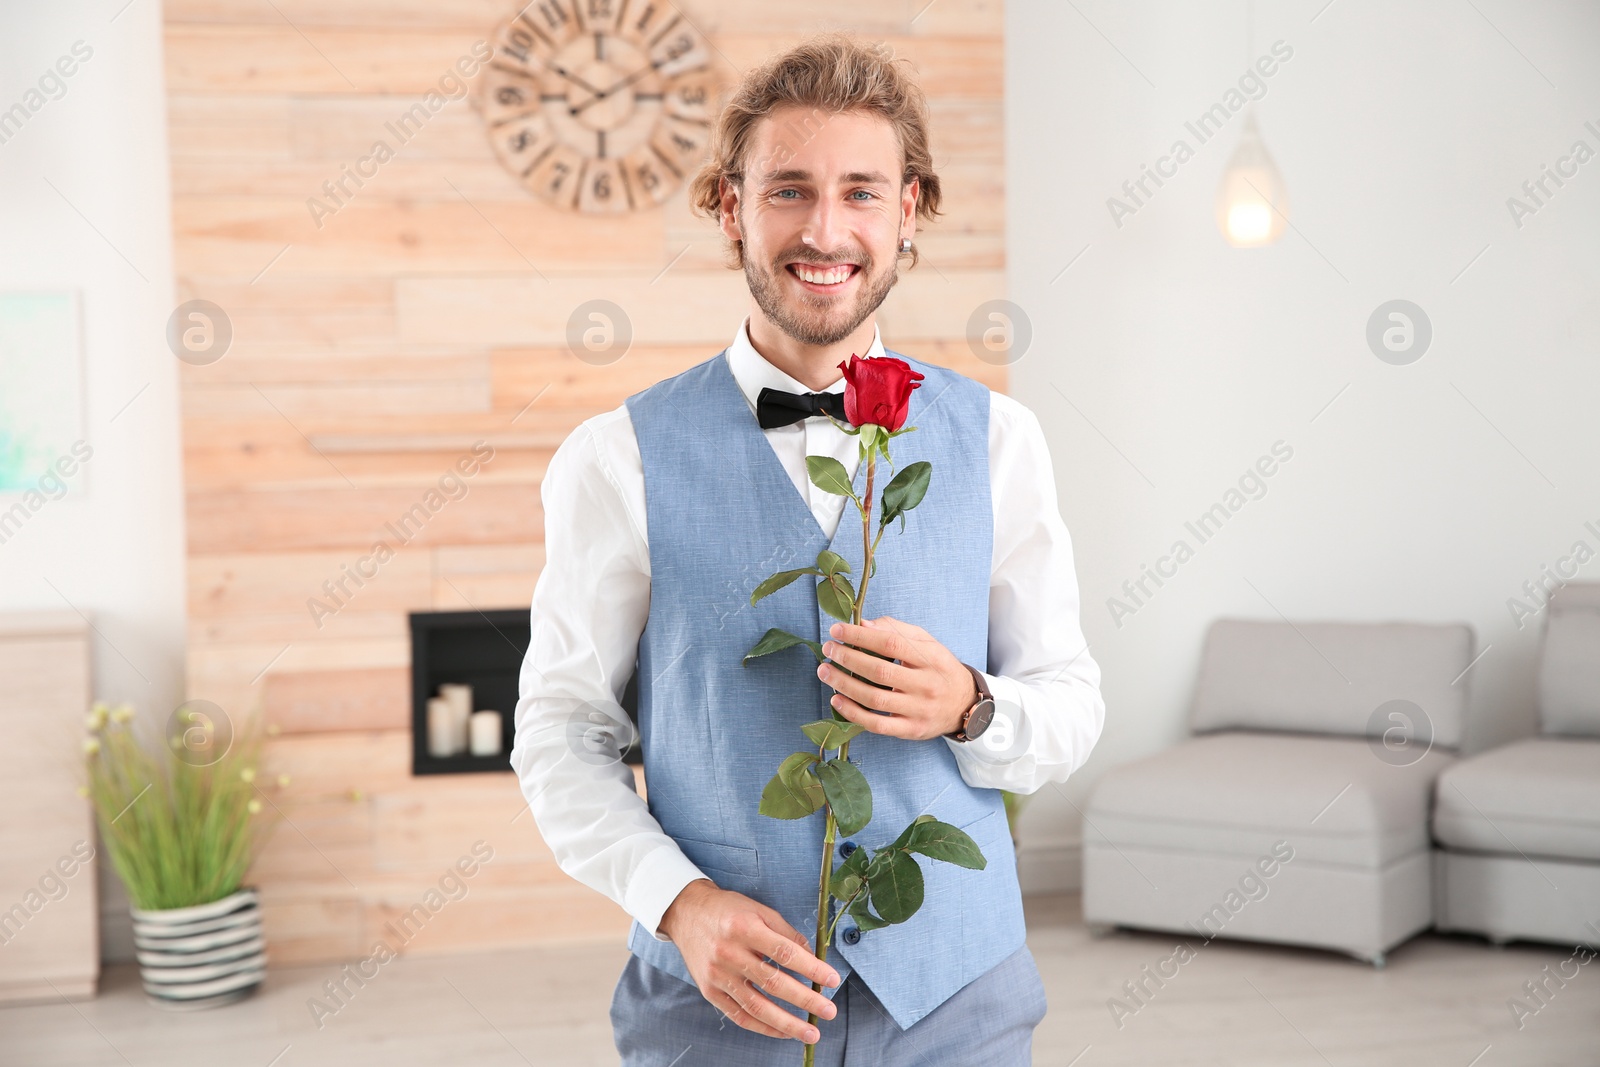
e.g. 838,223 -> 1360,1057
622,349 -> 1026,1030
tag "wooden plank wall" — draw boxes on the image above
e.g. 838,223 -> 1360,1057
168,0 -> 1006,963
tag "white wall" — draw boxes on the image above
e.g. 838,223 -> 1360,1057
1007,0 -> 1600,879
0,0 -> 186,956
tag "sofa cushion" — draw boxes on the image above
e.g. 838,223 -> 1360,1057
1084,731 -> 1455,869
1433,737 -> 1600,861
1188,619 -> 1472,748
1539,608 -> 1600,737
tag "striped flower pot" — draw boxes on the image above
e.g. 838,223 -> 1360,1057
129,887 -> 266,1009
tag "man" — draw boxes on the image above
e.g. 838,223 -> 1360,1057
511,34 -> 1104,1067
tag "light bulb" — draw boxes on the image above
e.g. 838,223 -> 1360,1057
1216,111 -> 1289,247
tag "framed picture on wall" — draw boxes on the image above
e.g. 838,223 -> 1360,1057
0,290 -> 85,497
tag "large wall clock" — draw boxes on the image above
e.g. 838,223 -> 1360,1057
476,1 -> 718,213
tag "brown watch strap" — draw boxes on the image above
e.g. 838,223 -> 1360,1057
949,663 -> 992,741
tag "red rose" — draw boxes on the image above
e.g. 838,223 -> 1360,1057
837,354 -> 924,431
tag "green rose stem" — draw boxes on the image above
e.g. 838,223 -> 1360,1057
802,442 -> 874,1067
744,401 -> 979,1067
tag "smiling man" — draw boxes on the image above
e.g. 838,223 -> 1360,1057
511,34 -> 1104,1067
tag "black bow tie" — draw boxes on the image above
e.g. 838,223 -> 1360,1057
755,386 -> 847,429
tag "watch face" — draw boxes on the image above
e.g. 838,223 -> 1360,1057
965,698 -> 997,740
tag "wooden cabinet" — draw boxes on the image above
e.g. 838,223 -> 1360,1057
0,612 -> 98,1003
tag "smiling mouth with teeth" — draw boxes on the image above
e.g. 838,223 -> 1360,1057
786,262 -> 860,287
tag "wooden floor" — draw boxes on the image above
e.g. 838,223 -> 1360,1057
2,894 -> 1594,1066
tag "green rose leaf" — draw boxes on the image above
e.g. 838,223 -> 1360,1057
806,455 -> 857,500
879,461 -> 932,529
888,812 -> 936,852
759,751 -> 823,819
904,819 -> 988,870
816,549 -> 851,576
815,757 -> 872,837
816,573 -> 855,623
829,843 -> 869,902
743,627 -> 825,666
868,849 -> 925,924
847,890 -> 891,932
750,567 -> 823,605
800,719 -> 866,750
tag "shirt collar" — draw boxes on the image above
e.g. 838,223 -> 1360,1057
725,315 -> 885,416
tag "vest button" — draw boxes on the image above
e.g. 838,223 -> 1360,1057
841,926 -> 861,945
839,840 -> 857,857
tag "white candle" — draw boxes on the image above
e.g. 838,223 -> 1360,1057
427,697 -> 460,757
469,710 -> 502,757
438,684 -> 472,754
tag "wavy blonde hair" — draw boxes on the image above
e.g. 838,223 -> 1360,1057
688,33 -> 943,270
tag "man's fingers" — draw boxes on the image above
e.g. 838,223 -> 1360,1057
825,639 -> 915,687
831,694 -> 914,737
821,663 -> 911,716
747,955 -> 838,1021
715,978 -> 820,1043
759,920 -> 842,990
827,619 -> 912,664
707,987 -> 790,1041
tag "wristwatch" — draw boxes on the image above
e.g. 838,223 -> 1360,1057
947,663 -> 996,742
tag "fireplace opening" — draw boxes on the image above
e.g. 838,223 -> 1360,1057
409,609 -> 641,775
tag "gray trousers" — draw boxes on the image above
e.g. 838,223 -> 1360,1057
610,943 -> 1048,1066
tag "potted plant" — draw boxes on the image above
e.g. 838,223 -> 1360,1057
82,701 -> 280,1009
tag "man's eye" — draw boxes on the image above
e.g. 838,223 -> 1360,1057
850,190 -> 875,200
773,189 -> 801,199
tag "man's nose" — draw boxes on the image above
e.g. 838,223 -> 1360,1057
799,196 -> 849,257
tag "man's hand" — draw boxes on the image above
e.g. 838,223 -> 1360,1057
817,616 -> 975,740
657,878 -> 840,1044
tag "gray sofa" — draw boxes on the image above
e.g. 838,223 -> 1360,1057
1433,582 -> 1600,948
1082,617 -> 1475,966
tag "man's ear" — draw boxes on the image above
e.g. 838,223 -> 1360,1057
718,175 -> 742,243
900,176 -> 919,243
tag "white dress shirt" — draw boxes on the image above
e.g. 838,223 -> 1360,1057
510,316 -> 1104,944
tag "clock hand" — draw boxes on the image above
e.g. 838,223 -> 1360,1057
568,59 -> 667,118
542,60 -> 609,100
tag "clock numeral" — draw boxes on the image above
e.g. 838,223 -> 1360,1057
622,147 -> 674,209
499,26 -> 539,67
633,4 -> 659,37
662,33 -> 693,62
496,118 -> 556,176
649,27 -> 707,79
481,67 -> 544,128
577,159 -> 632,213
532,0 -> 571,33
524,142 -> 587,208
